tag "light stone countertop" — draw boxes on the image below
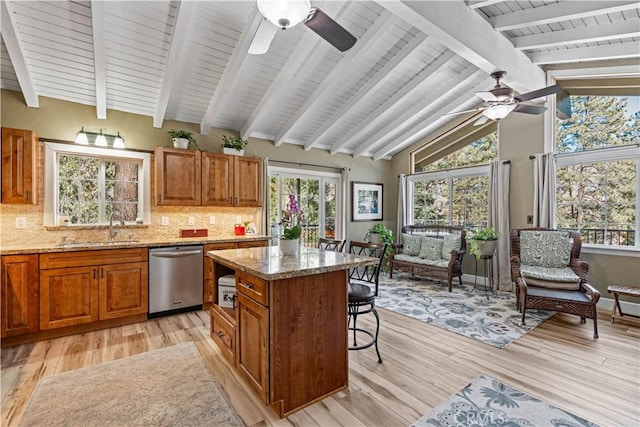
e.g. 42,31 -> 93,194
0,235 -> 270,256
207,246 -> 379,281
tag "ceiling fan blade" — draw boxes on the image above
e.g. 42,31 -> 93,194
475,91 -> 499,102
515,84 -> 563,102
473,115 -> 490,126
248,18 -> 279,55
304,7 -> 356,52
443,107 -> 485,116
513,104 -> 547,115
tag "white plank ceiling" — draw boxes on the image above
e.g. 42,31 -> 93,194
1,0 -> 639,160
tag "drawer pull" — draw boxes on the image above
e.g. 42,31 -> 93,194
216,331 -> 224,338
241,283 -> 254,290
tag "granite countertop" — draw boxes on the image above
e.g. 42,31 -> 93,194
0,235 -> 270,255
207,246 -> 379,281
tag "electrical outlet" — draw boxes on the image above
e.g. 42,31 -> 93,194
526,215 -> 533,224
235,216 -> 242,224
209,216 -> 216,225
188,216 -> 195,226
16,217 -> 26,229
161,216 -> 169,226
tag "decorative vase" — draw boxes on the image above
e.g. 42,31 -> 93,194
369,233 -> 381,244
223,147 -> 244,156
172,138 -> 189,149
279,238 -> 299,256
476,239 -> 498,257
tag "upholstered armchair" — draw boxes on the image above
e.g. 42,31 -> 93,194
510,228 -> 600,338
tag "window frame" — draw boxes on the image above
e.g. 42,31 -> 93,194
43,142 -> 151,227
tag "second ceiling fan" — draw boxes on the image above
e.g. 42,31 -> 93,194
448,71 -> 565,126
249,0 -> 356,55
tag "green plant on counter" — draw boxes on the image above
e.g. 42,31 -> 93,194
221,135 -> 249,151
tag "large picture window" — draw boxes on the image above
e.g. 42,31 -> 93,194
44,142 -> 151,226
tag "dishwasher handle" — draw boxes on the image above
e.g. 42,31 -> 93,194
151,250 -> 202,258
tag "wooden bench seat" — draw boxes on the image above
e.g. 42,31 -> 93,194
608,285 -> 640,325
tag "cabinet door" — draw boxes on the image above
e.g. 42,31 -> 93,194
1,127 -> 38,204
201,152 -> 233,206
1,255 -> 39,337
155,146 -> 201,205
236,292 -> 269,404
234,156 -> 263,207
99,262 -> 148,320
40,267 -> 98,329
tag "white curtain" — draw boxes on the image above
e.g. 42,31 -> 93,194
341,167 -> 350,244
396,174 -> 407,243
488,160 -> 511,291
261,158 -> 269,237
533,153 -> 556,228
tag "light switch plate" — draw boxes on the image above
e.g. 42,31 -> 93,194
188,216 -> 195,225
209,216 -> 215,225
16,217 -> 26,229
161,216 -> 169,226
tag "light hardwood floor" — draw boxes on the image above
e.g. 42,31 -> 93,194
2,306 -> 639,426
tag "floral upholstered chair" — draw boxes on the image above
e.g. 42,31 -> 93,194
510,228 -> 600,338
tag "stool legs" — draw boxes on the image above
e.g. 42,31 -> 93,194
348,302 -> 382,363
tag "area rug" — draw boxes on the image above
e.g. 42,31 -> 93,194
376,273 -> 554,348
411,374 -> 598,426
19,342 -> 243,427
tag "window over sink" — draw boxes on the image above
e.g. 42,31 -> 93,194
43,142 -> 151,226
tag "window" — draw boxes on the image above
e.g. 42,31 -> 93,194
553,89 -> 639,248
44,142 -> 151,226
268,167 -> 342,246
408,119 -> 497,228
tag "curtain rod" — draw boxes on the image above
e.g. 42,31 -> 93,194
269,159 -> 346,171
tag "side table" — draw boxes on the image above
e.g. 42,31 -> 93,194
473,255 -> 497,298
608,285 -> 640,325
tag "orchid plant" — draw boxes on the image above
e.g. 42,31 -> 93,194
281,194 -> 303,240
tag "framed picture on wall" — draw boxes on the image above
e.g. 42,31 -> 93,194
351,181 -> 383,222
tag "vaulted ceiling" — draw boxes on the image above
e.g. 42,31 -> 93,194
2,1 -> 638,160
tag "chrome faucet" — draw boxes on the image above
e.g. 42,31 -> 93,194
109,211 -> 125,242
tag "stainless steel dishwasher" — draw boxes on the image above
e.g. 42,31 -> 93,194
148,245 -> 203,317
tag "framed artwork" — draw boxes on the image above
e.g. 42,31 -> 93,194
351,181 -> 383,222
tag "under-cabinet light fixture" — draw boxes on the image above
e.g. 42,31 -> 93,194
74,127 -> 126,149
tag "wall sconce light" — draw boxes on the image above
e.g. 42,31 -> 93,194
75,127 -> 126,149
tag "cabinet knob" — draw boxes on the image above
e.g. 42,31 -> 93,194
241,283 -> 253,290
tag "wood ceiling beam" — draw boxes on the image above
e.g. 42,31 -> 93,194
273,10 -> 393,146
90,0 -> 107,119
200,7 -> 263,135
490,1 -> 639,32
303,32 -> 429,152
239,2 -> 348,142
529,42 -> 640,65
512,19 -> 640,50
377,0 -> 544,94
329,50 -> 458,155
373,72 -> 488,161
355,66 -> 478,158
153,1 -> 193,128
1,0 -> 38,107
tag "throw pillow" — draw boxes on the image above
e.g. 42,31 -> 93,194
419,236 -> 443,260
402,234 -> 422,256
520,231 -> 571,268
441,234 -> 461,260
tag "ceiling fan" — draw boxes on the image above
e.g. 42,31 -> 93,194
447,71 -> 564,126
248,0 -> 356,55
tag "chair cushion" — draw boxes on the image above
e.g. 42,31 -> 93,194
441,234 -> 461,260
520,231 -> 571,268
523,276 -> 581,291
348,282 -> 375,303
394,254 -> 449,268
402,233 -> 422,256
419,236 -> 443,260
520,264 -> 581,286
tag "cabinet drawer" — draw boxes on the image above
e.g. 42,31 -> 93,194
211,305 -> 235,364
40,248 -> 147,269
237,239 -> 268,248
236,272 -> 268,306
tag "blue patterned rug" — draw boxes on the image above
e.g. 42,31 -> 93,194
411,374 -> 598,426
376,273 -> 554,348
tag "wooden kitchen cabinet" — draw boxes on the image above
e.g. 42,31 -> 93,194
202,153 -> 263,207
39,248 -> 148,329
1,127 -> 38,204
210,304 -> 236,364
154,146 -> 201,205
1,255 -> 39,338
236,291 -> 269,404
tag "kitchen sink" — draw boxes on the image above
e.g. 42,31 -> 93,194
55,241 -> 140,248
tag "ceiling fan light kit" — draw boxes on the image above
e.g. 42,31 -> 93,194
257,0 -> 310,29
483,104 -> 516,121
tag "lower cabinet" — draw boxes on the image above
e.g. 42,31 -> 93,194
1,254 -> 39,338
210,304 -> 236,364
39,248 -> 148,330
236,292 -> 269,404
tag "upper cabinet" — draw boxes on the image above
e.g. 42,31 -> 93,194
202,153 -> 262,207
155,147 -> 262,207
1,127 -> 38,204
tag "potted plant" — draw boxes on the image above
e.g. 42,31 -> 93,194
221,135 -> 249,156
366,223 -> 393,246
167,130 -> 200,150
280,194 -> 303,255
467,226 -> 500,259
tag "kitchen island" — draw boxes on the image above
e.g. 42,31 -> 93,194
207,245 -> 378,418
